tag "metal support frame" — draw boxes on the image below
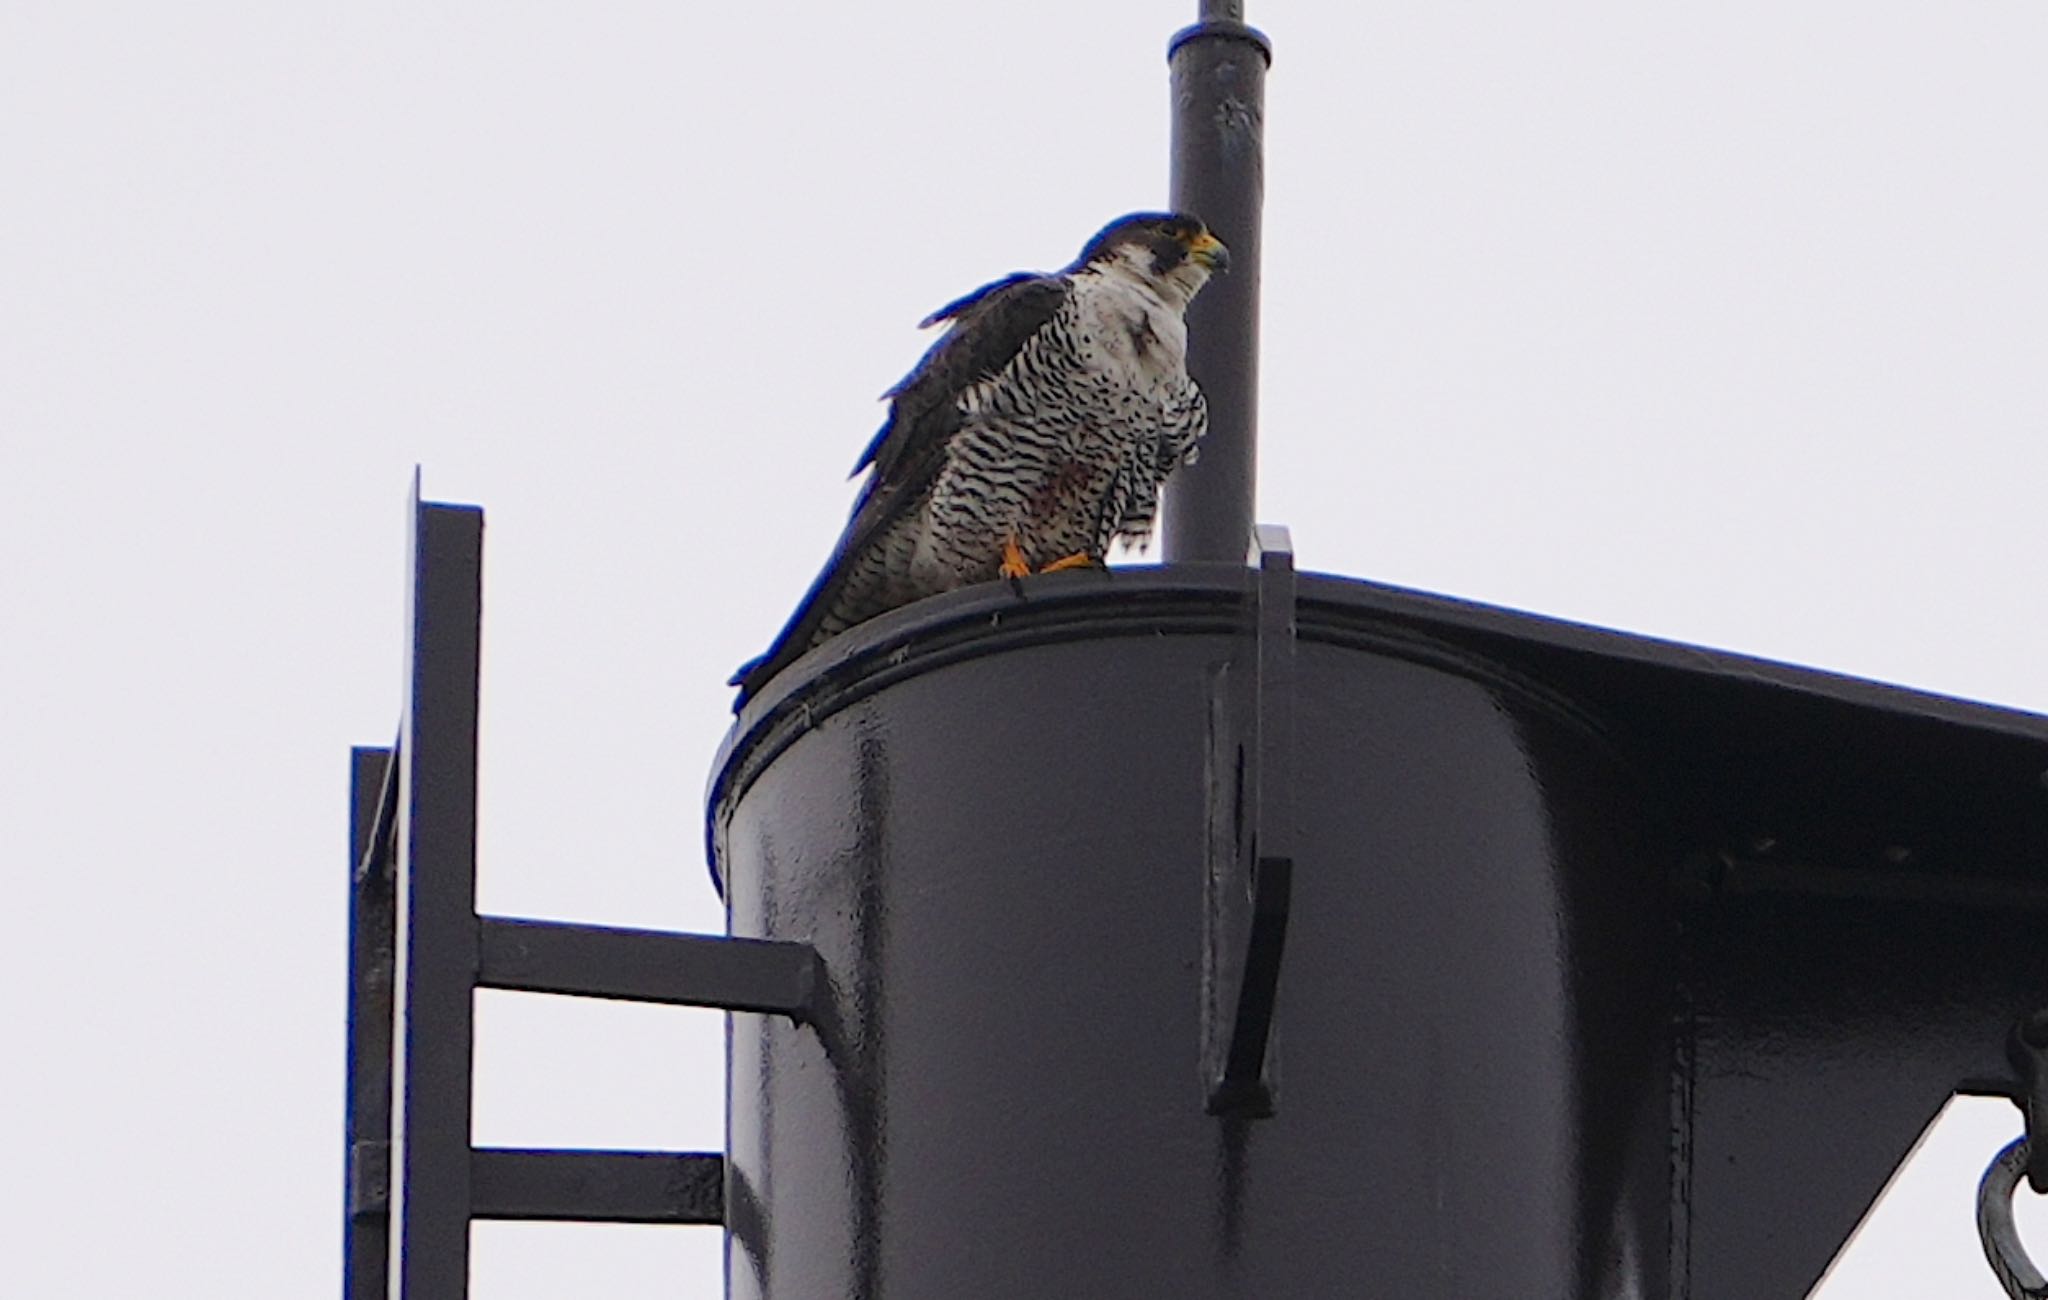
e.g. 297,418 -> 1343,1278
470,1149 -> 726,1224
1208,524 -> 1296,1117
344,483 -> 822,1298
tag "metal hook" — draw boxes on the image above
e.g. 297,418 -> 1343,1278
2012,1009 -> 2048,1194
1978,1136 -> 2047,1300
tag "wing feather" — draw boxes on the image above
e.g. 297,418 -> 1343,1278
729,272 -> 1070,704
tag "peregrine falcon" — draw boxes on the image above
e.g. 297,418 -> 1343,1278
730,212 -> 1228,704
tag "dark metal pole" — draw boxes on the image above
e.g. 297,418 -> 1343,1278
1164,0 -> 1270,563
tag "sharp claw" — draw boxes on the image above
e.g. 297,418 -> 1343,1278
1040,552 -> 1098,574
998,535 -> 1032,581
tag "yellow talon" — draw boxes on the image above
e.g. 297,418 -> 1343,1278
1040,552 -> 1097,574
999,535 -> 1032,580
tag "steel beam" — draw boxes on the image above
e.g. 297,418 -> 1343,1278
477,916 -> 821,1019
390,494 -> 485,1297
471,1149 -> 724,1225
345,746 -> 396,1300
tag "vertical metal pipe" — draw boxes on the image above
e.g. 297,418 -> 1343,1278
1164,1 -> 1270,563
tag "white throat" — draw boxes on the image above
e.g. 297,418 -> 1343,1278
1093,243 -> 1212,315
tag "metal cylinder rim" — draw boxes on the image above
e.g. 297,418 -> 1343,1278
704,568 -> 1615,894
1168,19 -> 1273,65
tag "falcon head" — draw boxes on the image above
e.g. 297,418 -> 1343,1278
1073,212 -> 1229,309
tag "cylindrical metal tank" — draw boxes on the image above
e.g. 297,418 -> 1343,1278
707,568 -> 1674,1299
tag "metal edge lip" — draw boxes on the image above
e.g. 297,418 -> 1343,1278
703,564 -> 1252,893
1167,19 -> 1273,65
1308,573 -> 2048,744
702,565 -> 2048,894
728,563 -> 1248,734
700,565 -> 1594,894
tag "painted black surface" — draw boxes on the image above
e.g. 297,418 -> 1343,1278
708,564 -> 2048,1299
1678,874 -> 2048,1295
470,1150 -> 723,1225
344,746 -> 395,1300
1162,10 -> 1268,563
1206,527 -> 1295,1116
713,572 -> 1665,1297
345,490 -> 840,1295
391,498 -> 485,1297
477,917 -> 819,1018
2014,1010 -> 2048,1194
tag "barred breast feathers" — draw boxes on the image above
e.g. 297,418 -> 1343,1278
731,213 -> 1224,708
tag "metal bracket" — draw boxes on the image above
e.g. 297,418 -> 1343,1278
1207,524 -> 1296,1117
349,1139 -> 391,1219
2010,1008 -> 2048,1194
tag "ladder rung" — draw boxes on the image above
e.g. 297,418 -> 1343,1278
476,916 -> 820,1018
470,1149 -> 723,1224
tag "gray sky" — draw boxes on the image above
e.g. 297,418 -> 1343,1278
3,1 -> 2045,1295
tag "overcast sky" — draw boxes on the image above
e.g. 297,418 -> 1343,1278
4,1 -> 2045,1295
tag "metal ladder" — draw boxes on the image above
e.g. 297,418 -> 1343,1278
344,486 -> 820,1298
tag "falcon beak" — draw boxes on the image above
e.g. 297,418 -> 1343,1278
1187,231 -> 1230,273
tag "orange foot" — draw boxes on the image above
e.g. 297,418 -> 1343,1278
1039,551 -> 1099,573
999,535 -> 1032,580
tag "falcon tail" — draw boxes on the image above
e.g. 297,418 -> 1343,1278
728,487 -> 912,710
727,553 -> 848,707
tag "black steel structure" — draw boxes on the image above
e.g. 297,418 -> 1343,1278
345,4 -> 2046,1295
344,485 -> 820,1298
706,560 -> 2048,1299
351,485 -> 2048,1297
1163,0 -> 1269,563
